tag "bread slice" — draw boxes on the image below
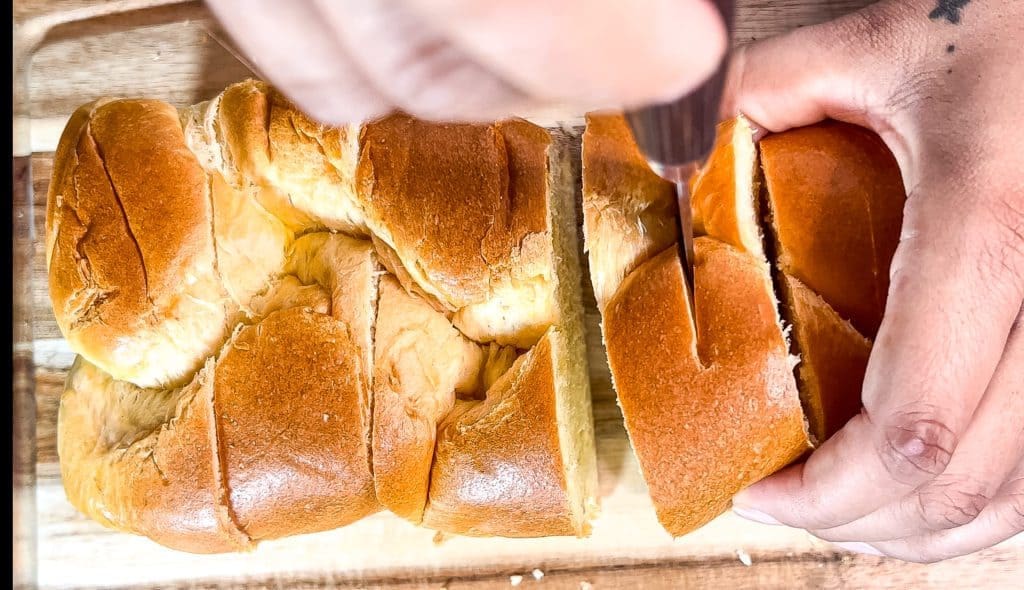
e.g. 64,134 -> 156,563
213,307 -> 379,540
584,114 -> 905,536
585,114 -> 810,536
603,241 -> 809,535
760,121 -> 905,438
368,119 -> 598,536
356,115 -> 556,349
781,274 -> 872,441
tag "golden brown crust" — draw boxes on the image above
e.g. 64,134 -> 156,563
422,332 -> 576,537
357,114 -> 509,308
216,79 -> 272,183
603,243 -> 809,536
47,99 -> 227,388
581,112 -> 677,309
761,121 -> 905,338
58,358 -> 251,554
783,274 -> 871,441
214,308 -> 379,540
356,115 -> 555,347
51,84 -> 595,548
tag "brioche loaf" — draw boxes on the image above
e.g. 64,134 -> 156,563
582,113 -> 905,535
48,80 -> 597,552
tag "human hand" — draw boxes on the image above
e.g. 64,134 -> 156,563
723,0 -> 1024,563
205,0 -> 727,124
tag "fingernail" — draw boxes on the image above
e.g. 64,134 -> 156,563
732,506 -> 781,525
832,542 -> 885,557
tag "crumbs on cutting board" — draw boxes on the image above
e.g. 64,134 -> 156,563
736,548 -> 753,566
507,568 -> 546,586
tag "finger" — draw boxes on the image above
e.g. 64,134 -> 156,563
406,0 -> 728,108
813,316 -> 1024,542
870,459 -> 1024,563
733,168 -> 1024,530
720,1 -> 920,133
310,0 -> 531,122
205,0 -> 391,125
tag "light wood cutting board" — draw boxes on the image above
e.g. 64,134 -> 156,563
14,1 -> 1024,588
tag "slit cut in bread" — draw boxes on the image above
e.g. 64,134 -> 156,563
583,113 -> 905,536
48,80 -> 597,552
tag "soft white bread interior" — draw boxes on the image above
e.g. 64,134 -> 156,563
48,80 -> 597,552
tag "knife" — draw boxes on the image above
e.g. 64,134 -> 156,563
625,0 -> 734,313
202,20 -> 267,80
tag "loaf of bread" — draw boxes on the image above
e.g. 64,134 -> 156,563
582,113 -> 904,536
48,80 -> 598,553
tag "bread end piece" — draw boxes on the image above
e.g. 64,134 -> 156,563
46,98 -> 231,388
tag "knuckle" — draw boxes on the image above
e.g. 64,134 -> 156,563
832,7 -> 895,54
917,478 -> 992,529
877,410 -> 958,484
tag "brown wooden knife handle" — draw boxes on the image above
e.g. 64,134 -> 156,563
625,0 -> 735,169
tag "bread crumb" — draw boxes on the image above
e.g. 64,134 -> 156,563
322,413 -> 330,422
510,575 -> 524,586
532,569 -> 544,580
432,531 -> 450,545
736,548 -> 752,567
579,582 -> 593,590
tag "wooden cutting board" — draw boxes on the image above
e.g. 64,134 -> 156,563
14,1 -> 1024,588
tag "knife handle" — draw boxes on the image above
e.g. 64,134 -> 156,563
625,0 -> 735,172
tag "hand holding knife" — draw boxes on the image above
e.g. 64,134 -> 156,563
625,0 -> 735,313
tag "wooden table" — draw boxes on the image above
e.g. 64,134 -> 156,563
13,1 -> 1023,588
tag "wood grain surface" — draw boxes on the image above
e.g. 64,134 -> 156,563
17,1 -> 1024,589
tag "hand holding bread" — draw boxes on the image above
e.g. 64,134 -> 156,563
722,0 -> 1024,563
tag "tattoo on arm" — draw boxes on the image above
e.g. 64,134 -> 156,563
930,0 -> 972,24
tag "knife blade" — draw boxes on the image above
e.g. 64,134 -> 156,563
624,0 -> 734,315
201,20 -> 266,81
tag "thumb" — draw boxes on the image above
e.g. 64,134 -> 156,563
720,1 -> 920,134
